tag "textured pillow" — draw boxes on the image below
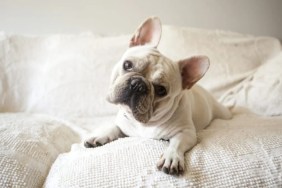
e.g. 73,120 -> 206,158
158,26 -> 281,98
0,113 -> 80,188
44,113 -> 282,187
0,33 -> 129,117
220,52 -> 282,116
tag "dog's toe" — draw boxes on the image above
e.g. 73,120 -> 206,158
84,141 -> 95,148
158,151 -> 185,176
170,166 -> 178,175
95,141 -> 102,146
163,167 -> 169,174
178,165 -> 184,175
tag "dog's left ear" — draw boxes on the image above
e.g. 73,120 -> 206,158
179,56 -> 210,89
130,17 -> 162,48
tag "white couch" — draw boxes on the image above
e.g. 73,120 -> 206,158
0,26 -> 282,188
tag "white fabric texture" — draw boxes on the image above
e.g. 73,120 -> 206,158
220,52 -> 282,116
0,33 -> 129,117
0,113 -> 80,188
158,26 -> 281,99
0,27 -> 282,188
1,28 -> 281,118
44,112 -> 282,187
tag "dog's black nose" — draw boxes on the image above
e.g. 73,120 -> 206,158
130,78 -> 147,94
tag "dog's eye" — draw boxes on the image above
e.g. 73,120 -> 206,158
154,85 -> 167,97
123,60 -> 133,71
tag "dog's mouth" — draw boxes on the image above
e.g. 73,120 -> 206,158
107,76 -> 153,123
130,95 -> 152,123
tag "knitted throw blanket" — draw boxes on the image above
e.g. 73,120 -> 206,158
44,113 -> 282,187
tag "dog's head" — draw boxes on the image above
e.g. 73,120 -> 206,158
107,17 -> 210,124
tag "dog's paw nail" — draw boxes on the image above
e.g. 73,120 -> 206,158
157,157 -> 165,170
163,167 -> 169,174
169,168 -> 175,175
170,167 -> 178,175
96,142 -> 102,146
84,141 -> 94,148
178,166 -> 184,175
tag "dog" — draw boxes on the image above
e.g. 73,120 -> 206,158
84,17 -> 232,175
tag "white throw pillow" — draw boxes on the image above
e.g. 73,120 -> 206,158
0,113 -> 80,188
158,26 -> 281,98
0,33 -> 129,117
220,52 -> 282,116
44,113 -> 282,187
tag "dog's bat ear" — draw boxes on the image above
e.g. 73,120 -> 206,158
179,56 -> 210,89
129,17 -> 162,48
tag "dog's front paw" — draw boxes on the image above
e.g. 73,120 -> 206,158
84,136 -> 111,148
84,126 -> 123,148
157,150 -> 185,175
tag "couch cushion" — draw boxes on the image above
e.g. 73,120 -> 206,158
0,113 -> 80,188
158,26 -> 281,98
44,112 -> 282,187
220,52 -> 282,116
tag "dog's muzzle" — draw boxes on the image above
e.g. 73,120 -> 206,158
124,77 -> 149,108
108,75 -> 152,123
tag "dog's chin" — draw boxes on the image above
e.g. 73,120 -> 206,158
131,107 -> 151,124
127,95 -> 152,124
110,93 -> 152,124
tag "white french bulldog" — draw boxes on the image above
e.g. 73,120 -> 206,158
84,17 -> 232,175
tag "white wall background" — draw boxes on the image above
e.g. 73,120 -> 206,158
1,0 -> 282,39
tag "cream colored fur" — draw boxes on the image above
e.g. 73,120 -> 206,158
85,17 -> 231,175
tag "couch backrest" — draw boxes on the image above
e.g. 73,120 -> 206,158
0,26 -> 281,118
159,26 -> 281,98
0,33 -> 129,117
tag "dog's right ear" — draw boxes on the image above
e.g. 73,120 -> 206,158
179,56 -> 210,90
130,17 -> 162,48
